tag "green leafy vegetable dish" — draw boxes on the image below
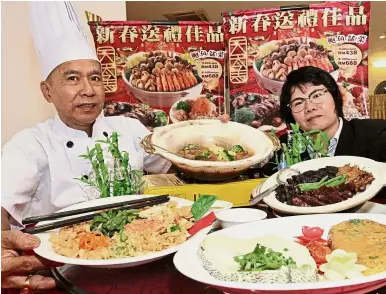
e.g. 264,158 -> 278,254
179,143 -> 251,162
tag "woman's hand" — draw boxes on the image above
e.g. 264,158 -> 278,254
1,230 -> 61,291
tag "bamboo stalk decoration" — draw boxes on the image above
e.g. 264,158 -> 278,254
75,132 -> 145,198
273,123 -> 330,169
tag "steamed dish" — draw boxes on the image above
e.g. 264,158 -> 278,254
198,219 -> 385,284
126,51 -> 200,92
199,234 -> 318,283
275,165 -> 374,207
179,144 -> 250,161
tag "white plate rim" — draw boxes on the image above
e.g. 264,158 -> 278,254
173,213 -> 386,291
252,156 -> 386,214
34,195 -> 227,266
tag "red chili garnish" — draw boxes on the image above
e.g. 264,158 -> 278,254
188,212 -> 216,236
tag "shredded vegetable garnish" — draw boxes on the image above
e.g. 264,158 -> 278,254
234,243 -> 296,272
79,232 -> 110,251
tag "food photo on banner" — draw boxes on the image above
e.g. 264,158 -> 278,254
88,21 -> 226,131
223,1 -> 371,135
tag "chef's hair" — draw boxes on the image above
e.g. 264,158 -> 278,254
279,66 -> 344,124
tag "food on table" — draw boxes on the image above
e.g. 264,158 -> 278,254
198,234 -> 318,283
234,243 -> 296,272
319,250 -> 367,281
275,165 -> 374,207
174,95 -> 219,122
339,82 -> 368,117
178,144 -> 250,162
329,219 -> 386,275
126,51 -> 200,92
198,219 -> 385,284
104,101 -> 168,131
255,37 -> 338,81
295,226 -> 331,265
230,92 -> 283,128
49,196 -> 218,259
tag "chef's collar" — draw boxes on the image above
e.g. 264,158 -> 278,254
54,113 -> 105,139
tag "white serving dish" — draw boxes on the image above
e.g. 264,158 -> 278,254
143,119 -> 277,181
173,213 -> 386,294
216,208 -> 267,228
34,195 -> 227,268
252,156 -> 386,215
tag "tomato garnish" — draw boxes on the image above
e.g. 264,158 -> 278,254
306,240 -> 332,265
302,226 -> 324,239
293,225 -> 332,268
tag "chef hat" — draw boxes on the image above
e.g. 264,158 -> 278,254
29,1 -> 99,80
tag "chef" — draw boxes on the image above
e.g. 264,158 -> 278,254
1,1 -> 171,231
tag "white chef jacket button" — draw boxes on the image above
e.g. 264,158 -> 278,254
66,141 -> 74,148
103,131 -> 108,137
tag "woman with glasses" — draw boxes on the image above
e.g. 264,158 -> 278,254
278,66 -> 386,163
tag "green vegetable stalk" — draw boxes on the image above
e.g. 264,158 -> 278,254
95,143 -> 110,197
298,175 -> 347,191
234,243 -> 296,272
76,132 -> 145,198
274,123 -> 331,169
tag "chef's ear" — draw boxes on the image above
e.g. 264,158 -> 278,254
40,81 -> 53,103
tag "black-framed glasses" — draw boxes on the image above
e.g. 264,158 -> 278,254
288,88 -> 329,113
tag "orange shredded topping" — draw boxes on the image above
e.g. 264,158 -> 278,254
79,232 -> 109,251
190,98 -> 213,116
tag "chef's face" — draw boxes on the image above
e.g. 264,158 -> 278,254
41,59 -> 105,130
290,83 -> 339,136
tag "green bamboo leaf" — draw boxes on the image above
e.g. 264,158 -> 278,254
307,130 -> 321,135
314,135 -> 321,151
320,132 -> 329,144
290,123 -> 298,131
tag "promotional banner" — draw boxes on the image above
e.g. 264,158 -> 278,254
88,21 -> 226,131
223,1 -> 371,132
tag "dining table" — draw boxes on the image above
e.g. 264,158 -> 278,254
6,197 -> 386,294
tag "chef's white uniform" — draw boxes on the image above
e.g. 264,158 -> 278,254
1,115 -> 171,226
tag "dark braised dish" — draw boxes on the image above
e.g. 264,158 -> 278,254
104,101 -> 168,131
275,165 -> 374,207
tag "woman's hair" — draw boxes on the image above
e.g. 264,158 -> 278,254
279,66 -> 344,124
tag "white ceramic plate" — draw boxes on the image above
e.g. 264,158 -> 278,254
34,195 -> 225,268
252,156 -> 386,215
174,213 -> 386,294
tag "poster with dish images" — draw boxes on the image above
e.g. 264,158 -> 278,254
88,21 -> 226,131
223,1 -> 371,131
